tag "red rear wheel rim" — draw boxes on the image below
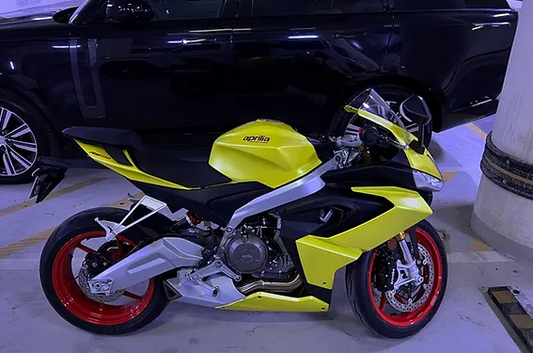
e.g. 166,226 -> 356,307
51,231 -> 155,326
367,228 -> 443,327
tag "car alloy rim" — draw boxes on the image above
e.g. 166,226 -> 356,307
341,99 -> 420,140
0,107 -> 38,176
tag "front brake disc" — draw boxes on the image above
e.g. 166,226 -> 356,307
385,244 -> 435,313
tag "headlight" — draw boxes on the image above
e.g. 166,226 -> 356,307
413,170 -> 444,192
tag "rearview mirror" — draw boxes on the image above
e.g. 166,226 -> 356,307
399,95 -> 432,127
399,95 -> 432,147
106,0 -> 154,24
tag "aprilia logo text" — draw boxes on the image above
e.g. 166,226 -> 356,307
243,135 -> 271,143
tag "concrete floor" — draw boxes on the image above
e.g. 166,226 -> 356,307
1,116 -> 533,353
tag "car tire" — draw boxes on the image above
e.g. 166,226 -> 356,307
0,88 -> 59,184
329,83 -> 433,146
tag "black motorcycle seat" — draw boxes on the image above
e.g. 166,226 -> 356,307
63,126 -> 146,151
62,127 -> 231,188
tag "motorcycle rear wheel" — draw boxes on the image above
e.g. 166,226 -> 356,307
40,207 -> 169,335
345,220 -> 447,338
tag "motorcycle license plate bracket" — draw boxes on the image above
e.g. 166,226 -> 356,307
28,156 -> 106,203
28,166 -> 67,203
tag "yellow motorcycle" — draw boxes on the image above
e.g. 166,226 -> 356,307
32,89 -> 446,338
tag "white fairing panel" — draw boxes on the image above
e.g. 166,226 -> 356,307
168,273 -> 245,308
90,238 -> 203,292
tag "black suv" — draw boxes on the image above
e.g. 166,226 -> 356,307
0,0 -> 518,183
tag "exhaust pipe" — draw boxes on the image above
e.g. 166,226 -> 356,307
237,274 -> 303,295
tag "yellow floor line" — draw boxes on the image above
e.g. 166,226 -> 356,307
107,192 -> 144,208
466,123 -> 488,141
470,238 -> 491,252
442,171 -> 458,183
0,228 -> 54,259
0,191 -> 144,259
0,177 -> 108,218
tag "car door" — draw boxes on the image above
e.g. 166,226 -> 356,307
230,0 -> 393,134
68,0 -> 236,139
385,0 -> 517,128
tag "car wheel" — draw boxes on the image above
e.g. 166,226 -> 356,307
329,83 -> 433,146
0,88 -> 59,184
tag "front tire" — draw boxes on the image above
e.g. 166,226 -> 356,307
346,220 -> 447,338
40,207 -> 169,335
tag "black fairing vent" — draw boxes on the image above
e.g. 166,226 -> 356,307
313,194 -> 393,238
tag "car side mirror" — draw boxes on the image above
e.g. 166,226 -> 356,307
399,95 -> 432,127
399,95 -> 432,146
106,0 -> 154,24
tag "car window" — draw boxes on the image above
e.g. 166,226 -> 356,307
251,0 -> 384,17
146,0 -> 223,20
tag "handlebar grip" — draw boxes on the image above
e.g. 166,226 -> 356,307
360,126 -> 381,145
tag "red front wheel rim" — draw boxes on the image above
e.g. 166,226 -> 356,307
368,228 -> 443,327
51,231 -> 155,326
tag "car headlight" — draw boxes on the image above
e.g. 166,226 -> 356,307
413,170 -> 444,192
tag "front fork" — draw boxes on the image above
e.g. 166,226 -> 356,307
392,231 -> 424,291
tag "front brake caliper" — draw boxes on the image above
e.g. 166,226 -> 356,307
374,246 -> 399,292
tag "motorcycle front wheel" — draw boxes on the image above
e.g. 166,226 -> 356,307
40,207 -> 169,335
346,220 -> 447,338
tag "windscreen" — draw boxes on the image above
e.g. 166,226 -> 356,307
345,88 -> 405,127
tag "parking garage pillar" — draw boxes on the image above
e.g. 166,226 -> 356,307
471,0 -> 533,259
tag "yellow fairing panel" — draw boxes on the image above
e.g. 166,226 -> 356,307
75,140 -> 193,190
218,292 -> 329,312
404,146 -> 441,179
209,120 -> 322,188
346,108 -> 441,179
296,187 -> 432,289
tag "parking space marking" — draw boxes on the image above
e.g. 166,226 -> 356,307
447,251 -> 512,263
0,227 -> 54,259
107,192 -> 144,208
0,191 -> 142,259
471,238 -> 491,252
0,177 -> 108,218
442,171 -> 458,183
467,123 -> 488,141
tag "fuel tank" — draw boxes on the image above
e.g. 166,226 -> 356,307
209,120 -> 322,188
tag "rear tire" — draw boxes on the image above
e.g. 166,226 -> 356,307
329,83 -> 433,146
40,207 -> 170,335
345,220 -> 447,338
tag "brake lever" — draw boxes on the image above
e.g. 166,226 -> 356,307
387,138 -> 409,150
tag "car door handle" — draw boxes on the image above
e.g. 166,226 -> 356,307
472,22 -> 511,28
168,37 -> 217,45
333,32 -> 367,39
